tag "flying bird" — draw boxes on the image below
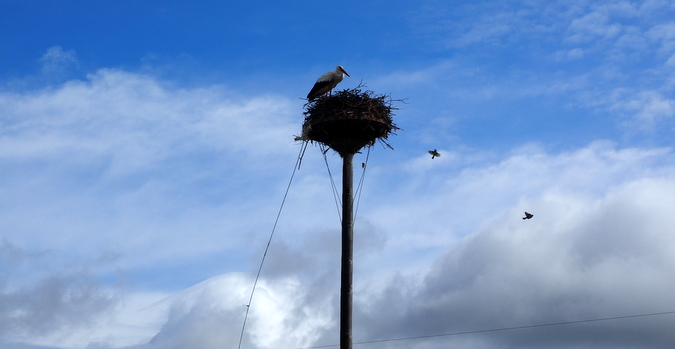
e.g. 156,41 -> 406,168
307,65 -> 350,100
428,149 -> 441,159
522,212 -> 533,220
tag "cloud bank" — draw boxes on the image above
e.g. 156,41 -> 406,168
3,21 -> 675,346
112,141 -> 675,349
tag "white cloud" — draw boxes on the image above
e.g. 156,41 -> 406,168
554,47 -> 585,61
648,22 -> 675,63
392,1 -> 675,137
39,46 -> 78,75
608,90 -> 675,128
566,9 -> 622,44
0,68 -> 328,347
66,140 -> 675,349
4,49 -> 675,348
0,69 -> 297,170
0,69 -> 304,264
3,118 -> 675,348
122,273 -> 333,349
355,176 -> 675,349
0,241 -> 121,348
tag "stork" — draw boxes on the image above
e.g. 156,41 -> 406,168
307,65 -> 350,100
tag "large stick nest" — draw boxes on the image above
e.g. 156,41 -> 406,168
298,86 -> 400,156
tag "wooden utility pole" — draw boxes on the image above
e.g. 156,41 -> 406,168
300,87 -> 397,349
340,152 -> 354,349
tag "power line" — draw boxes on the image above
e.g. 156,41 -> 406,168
300,310 -> 675,348
236,144 -> 304,349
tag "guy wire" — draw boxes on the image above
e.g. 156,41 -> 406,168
236,144 -> 305,349
320,144 -> 342,220
320,145 -> 372,223
353,146 -> 371,220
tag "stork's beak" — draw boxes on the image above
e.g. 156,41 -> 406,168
341,68 -> 350,77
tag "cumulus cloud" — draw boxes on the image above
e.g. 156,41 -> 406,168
67,141 -> 674,349
0,241 -> 119,348
333,143 -> 675,349
356,177 -> 675,349
122,273 -> 334,349
0,68 -> 304,269
3,118 -> 675,349
0,68 -> 296,169
0,68 -> 342,348
3,49 -> 675,348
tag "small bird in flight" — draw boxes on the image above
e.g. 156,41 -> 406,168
307,65 -> 350,100
428,149 -> 440,159
522,212 -> 533,220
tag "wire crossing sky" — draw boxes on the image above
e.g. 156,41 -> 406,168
2,1 -> 675,349
303,310 -> 675,348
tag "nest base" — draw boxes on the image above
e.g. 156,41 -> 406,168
299,86 -> 399,157
306,118 -> 389,156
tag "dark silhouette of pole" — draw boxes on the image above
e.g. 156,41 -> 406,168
340,152 -> 354,349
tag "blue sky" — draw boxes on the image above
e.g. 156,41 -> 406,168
2,1 -> 675,348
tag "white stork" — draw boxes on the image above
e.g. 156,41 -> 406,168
307,65 -> 350,100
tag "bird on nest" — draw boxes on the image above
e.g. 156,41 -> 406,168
307,65 -> 350,100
